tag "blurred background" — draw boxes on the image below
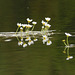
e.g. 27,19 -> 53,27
0,0 -> 75,75
0,0 -> 75,32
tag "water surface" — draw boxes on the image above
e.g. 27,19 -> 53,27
0,0 -> 75,75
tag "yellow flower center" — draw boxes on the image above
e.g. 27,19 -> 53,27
18,25 -> 20,27
46,26 -> 49,28
67,35 -> 69,37
48,40 -> 50,43
68,56 -> 70,58
23,26 -> 25,28
24,43 -> 26,44
26,26 -> 31,28
46,20 -> 49,22
19,41 -> 21,43
29,40 -> 31,42
62,40 -> 65,42
43,37 -> 46,40
43,23 -> 45,25
34,38 -> 36,40
20,29 -> 23,32
63,51 -> 66,53
27,37 -> 29,39
28,21 -> 31,23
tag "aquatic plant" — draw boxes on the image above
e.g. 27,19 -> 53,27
41,17 -> 52,45
62,33 -> 72,47
62,33 -> 73,60
63,46 -> 73,60
15,17 -> 52,48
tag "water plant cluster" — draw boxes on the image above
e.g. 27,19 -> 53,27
62,33 -> 73,60
15,17 -> 52,48
15,17 -> 73,60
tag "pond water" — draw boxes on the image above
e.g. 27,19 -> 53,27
0,0 -> 75,75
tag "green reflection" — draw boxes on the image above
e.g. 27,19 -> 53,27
63,46 -> 73,60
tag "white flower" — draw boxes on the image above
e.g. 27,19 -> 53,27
28,42 -> 32,45
26,24 -> 32,28
23,43 -> 27,47
43,40 -> 45,44
32,21 -> 37,25
42,26 -> 44,29
65,33 -> 72,37
17,23 -> 22,27
25,37 -> 31,41
21,38 -> 23,41
21,24 -> 27,28
31,40 -> 34,44
45,17 -> 51,22
45,23 -> 51,28
66,56 -> 73,60
43,39 -> 47,44
27,18 -> 33,23
66,57 -> 69,60
18,41 -> 23,46
41,20 -> 47,25
46,40 -> 52,45
69,56 -> 73,59
43,39 -> 48,44
43,35 -> 47,39
20,27 -> 23,30
34,38 -> 38,41
42,35 -> 48,44
28,40 -> 34,45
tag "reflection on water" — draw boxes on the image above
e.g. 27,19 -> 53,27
0,0 -> 75,75
4,39 -> 12,42
63,46 -> 73,60
62,32 -> 74,60
0,31 -> 75,75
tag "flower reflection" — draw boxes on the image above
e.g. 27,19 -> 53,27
34,38 -> 38,41
46,40 -> 52,45
25,36 -> 31,41
23,43 -> 27,48
62,33 -> 73,60
63,46 -> 73,60
15,17 -> 53,48
18,41 -> 23,46
28,40 -> 34,46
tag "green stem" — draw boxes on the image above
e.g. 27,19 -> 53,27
41,26 -> 44,31
31,25 -> 35,31
25,28 -> 30,36
15,26 -> 20,41
15,26 -> 19,34
63,41 -> 67,46
16,36 -> 20,41
25,28 -> 28,34
20,30 -> 23,40
67,36 -> 69,46
67,47 -> 69,57
64,46 -> 67,51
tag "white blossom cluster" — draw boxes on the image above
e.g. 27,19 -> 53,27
16,17 -> 52,48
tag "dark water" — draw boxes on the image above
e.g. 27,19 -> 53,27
0,0 -> 75,75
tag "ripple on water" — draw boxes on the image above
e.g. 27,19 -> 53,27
4,39 -> 12,42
